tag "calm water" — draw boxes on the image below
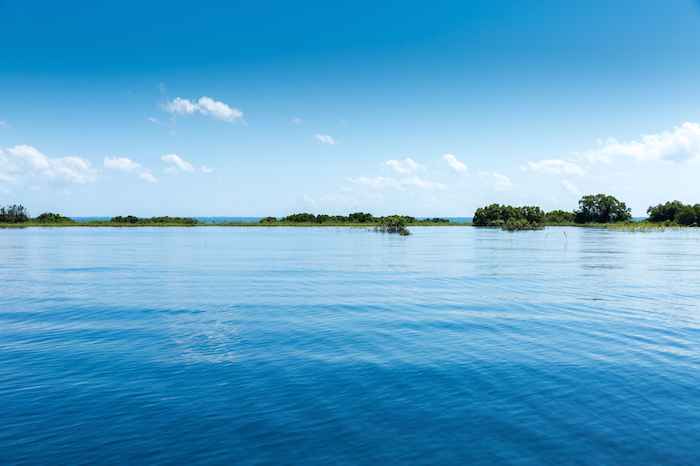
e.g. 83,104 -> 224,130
1,227 -> 699,465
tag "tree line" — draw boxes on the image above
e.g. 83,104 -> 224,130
0,205 -> 73,224
260,212 -> 449,225
4,196 -> 700,229
110,216 -> 198,225
646,201 -> 700,226
473,194 -> 633,230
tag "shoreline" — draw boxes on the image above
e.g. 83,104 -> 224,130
0,222 -> 685,230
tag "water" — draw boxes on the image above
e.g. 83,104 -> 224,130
1,226 -> 699,465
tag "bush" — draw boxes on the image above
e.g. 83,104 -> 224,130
375,215 -> 410,235
503,218 -> 544,231
259,216 -> 278,224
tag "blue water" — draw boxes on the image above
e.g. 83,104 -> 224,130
1,226 -> 699,465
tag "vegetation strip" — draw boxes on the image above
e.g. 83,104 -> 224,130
2,194 -> 700,232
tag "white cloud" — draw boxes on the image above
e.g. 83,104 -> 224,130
104,157 -> 157,183
525,159 -> 585,176
164,96 -> 243,123
200,165 -> 214,173
443,153 -> 467,173
161,153 -> 195,173
561,179 -> 580,196
1,145 -> 96,184
386,157 -> 421,175
165,97 -> 197,115
104,156 -> 141,172
315,134 -> 336,145
139,171 -> 158,183
348,175 -> 445,191
196,96 -> 243,122
583,122 -> 700,164
493,173 -> 513,191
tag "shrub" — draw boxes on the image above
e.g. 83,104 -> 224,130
375,215 -> 410,235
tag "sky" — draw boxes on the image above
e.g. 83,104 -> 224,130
1,0 -> 700,217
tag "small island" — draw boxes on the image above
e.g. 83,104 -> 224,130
1,194 -> 699,233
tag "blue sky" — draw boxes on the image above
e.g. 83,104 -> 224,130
1,0 -> 700,216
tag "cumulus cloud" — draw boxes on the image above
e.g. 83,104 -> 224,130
582,122 -> 700,164
139,171 -> 158,183
442,153 -> 467,173
1,145 -> 96,184
161,153 -> 195,173
104,157 -> 157,183
164,96 -> 243,123
348,175 -> 446,191
385,157 -> 422,175
104,157 -> 141,172
524,159 -> 585,176
315,134 -> 336,145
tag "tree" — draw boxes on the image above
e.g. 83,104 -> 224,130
675,206 -> 697,226
473,204 -> 544,229
35,212 -> 74,223
259,216 -> 277,224
0,205 -> 30,223
348,212 -> 375,223
647,201 -> 685,223
283,213 -> 316,223
574,194 -> 631,224
545,210 -> 575,224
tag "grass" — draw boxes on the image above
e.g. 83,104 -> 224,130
604,222 -> 690,232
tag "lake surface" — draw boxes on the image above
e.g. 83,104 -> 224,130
1,226 -> 699,465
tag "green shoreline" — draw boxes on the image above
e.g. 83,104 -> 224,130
0,221 -> 680,230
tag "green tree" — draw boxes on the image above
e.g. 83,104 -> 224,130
647,201 -> 685,223
473,204 -> 544,229
35,212 -> 74,223
675,206 -> 697,226
545,210 -> 575,224
574,194 -> 631,224
0,205 -> 30,223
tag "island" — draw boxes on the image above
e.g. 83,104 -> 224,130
1,194 -> 699,232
